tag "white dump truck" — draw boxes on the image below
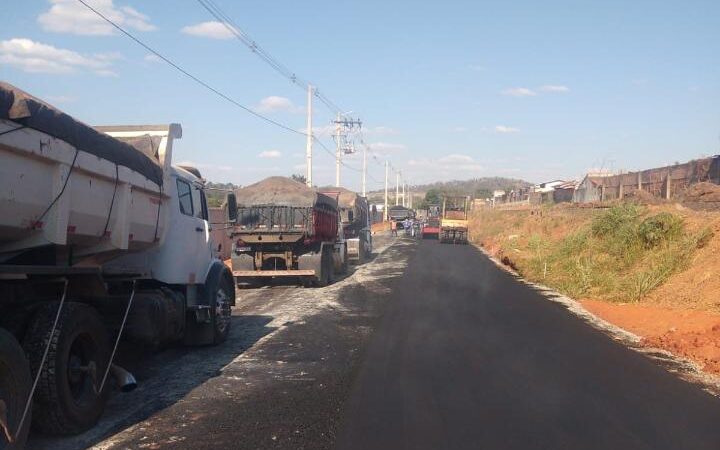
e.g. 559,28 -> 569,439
0,82 -> 237,447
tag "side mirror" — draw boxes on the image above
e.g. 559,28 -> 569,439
226,192 -> 238,223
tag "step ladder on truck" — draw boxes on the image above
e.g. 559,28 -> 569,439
0,82 -> 237,447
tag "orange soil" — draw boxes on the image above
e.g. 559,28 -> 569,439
581,299 -> 720,376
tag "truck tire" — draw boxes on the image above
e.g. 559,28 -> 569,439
315,250 -> 330,287
23,303 -> 110,435
326,246 -> 336,284
0,328 -> 31,449
210,275 -> 233,345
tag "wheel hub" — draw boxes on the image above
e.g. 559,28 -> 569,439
215,288 -> 231,334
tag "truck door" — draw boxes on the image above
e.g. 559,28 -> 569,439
175,177 -> 212,284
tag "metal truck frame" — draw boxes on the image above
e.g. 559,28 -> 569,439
0,111 -> 236,446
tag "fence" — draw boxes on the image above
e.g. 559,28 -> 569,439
574,156 -> 720,203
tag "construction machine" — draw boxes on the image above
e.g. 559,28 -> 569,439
439,196 -> 470,244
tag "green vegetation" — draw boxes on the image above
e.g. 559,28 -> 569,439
474,204 -> 713,302
205,181 -> 239,208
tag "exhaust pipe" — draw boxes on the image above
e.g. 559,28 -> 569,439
110,364 -> 137,393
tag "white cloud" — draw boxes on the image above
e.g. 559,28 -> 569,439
258,150 -> 282,159
438,154 -> 474,164
181,21 -> 236,40
495,125 -> 520,134
0,38 -> 119,76
255,96 -> 303,114
38,0 -> 155,36
368,142 -> 406,154
501,87 -> 537,97
539,85 -> 569,93
144,53 -> 161,63
362,126 -> 398,136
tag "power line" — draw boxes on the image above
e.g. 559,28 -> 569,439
75,0 -> 305,137
195,0 -> 342,114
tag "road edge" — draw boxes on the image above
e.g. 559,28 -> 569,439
473,243 -> 720,398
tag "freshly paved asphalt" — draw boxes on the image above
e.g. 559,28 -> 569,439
336,239 -> 720,450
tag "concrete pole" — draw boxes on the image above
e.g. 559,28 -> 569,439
395,171 -> 400,206
305,85 -> 313,187
402,182 -> 406,207
335,112 -> 341,187
362,142 -> 367,197
384,160 -> 389,221
666,172 -> 672,199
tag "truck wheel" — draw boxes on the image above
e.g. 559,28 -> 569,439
0,328 -> 31,449
210,276 -> 233,344
23,303 -> 110,435
315,251 -> 330,287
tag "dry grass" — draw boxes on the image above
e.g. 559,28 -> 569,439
470,203 -> 714,306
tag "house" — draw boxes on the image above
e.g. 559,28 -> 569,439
573,175 -> 612,203
553,180 -> 578,203
529,180 -> 568,204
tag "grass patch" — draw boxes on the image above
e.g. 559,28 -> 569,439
470,204 -> 713,302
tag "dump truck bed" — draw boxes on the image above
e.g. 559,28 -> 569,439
0,83 -> 169,262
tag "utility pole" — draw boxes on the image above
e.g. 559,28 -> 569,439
333,114 -> 362,187
384,160 -> 389,221
402,181 -> 406,207
335,112 -> 341,187
362,141 -> 367,197
395,170 -> 400,206
408,183 -> 412,209
305,85 -> 313,187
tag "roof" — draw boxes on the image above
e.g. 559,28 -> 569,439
235,176 -> 337,209
556,180 -> 578,190
0,82 -> 164,186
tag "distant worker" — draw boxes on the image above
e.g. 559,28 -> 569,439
391,220 -> 398,236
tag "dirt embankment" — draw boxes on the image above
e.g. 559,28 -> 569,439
471,201 -> 720,376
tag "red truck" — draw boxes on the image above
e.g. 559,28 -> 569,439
421,204 -> 441,239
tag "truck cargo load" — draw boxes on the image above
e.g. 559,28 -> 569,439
319,187 -> 372,263
230,177 -> 347,286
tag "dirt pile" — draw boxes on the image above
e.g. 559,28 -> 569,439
626,188 -> 663,205
682,182 -> 720,210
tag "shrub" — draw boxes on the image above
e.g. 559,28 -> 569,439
591,204 -> 642,238
637,212 -> 684,248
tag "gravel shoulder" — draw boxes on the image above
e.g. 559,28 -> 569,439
27,234 -> 409,450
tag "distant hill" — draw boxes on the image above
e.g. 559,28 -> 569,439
368,177 -> 531,205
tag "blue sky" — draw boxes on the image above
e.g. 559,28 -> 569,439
2,0 -> 719,190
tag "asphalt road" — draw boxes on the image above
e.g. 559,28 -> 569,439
336,239 -> 720,450
27,235 -> 720,449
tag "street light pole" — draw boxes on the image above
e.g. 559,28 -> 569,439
305,84 -> 313,187
384,160 -> 389,221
